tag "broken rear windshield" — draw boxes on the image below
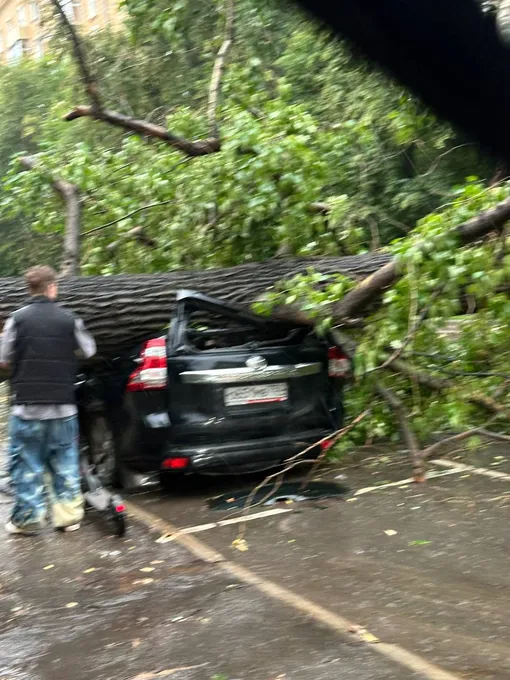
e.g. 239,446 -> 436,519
174,290 -> 311,351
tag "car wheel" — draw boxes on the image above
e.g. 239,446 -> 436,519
83,413 -> 121,489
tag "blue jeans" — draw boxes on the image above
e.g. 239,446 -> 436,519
8,416 -> 84,530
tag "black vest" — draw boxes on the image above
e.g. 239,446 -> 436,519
11,297 -> 78,405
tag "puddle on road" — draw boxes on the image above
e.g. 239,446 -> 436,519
208,481 -> 349,511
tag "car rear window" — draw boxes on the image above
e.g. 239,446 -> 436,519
185,309 -> 309,351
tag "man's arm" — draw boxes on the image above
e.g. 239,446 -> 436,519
74,318 -> 96,359
0,316 -> 16,369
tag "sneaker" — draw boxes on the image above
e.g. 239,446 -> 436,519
5,521 -> 37,536
56,523 -> 81,533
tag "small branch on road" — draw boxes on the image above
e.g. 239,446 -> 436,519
421,417 -> 499,461
231,410 -> 369,549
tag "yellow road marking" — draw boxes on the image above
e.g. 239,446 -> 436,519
433,458 -> 510,481
125,500 -> 462,680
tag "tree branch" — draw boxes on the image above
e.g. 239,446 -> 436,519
420,419 -> 499,461
329,196 -> 510,323
106,226 -> 158,253
64,106 -> 221,156
49,0 -> 101,111
371,287 -> 443,373
386,357 -> 510,420
239,410 -> 369,520
375,383 -> 424,481
82,199 -> 177,236
208,0 -> 235,138
20,156 -> 81,277
53,0 -> 233,157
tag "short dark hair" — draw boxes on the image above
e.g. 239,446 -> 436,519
24,265 -> 57,296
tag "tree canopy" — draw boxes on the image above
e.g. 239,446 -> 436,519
1,0 -> 510,476
0,0 -> 496,274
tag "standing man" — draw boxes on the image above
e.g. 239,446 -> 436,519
0,266 -> 96,536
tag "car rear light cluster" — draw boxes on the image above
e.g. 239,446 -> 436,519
328,346 -> 351,378
162,457 -> 189,470
127,338 -> 168,391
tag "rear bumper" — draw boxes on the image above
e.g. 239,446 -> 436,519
163,429 -> 334,474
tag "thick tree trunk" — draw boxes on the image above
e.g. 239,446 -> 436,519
0,255 -> 389,357
329,196 -> 510,322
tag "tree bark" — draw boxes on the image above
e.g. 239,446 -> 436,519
64,107 -> 221,156
329,196 -> 510,322
207,0 -> 235,139
0,255 -> 389,358
20,156 -> 81,277
375,383 -> 424,480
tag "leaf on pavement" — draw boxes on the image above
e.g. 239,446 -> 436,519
232,537 -> 249,552
408,540 -> 432,546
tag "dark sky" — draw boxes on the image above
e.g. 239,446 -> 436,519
295,0 -> 510,162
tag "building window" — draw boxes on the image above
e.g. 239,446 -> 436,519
17,5 -> 26,27
30,1 -> 39,22
6,20 -> 14,41
7,39 -> 28,63
88,0 -> 97,18
35,37 -> 44,58
61,0 -> 75,21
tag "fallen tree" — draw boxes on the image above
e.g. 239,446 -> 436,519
0,254 -> 389,357
269,194 -> 510,326
6,2 -> 510,486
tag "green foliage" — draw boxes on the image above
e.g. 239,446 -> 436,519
0,0 -> 496,275
256,180 -> 510,450
253,269 -> 355,334
0,0 -> 508,454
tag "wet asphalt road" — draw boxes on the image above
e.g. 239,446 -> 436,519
0,497 -> 419,680
130,445 -> 510,680
2,444 -> 510,679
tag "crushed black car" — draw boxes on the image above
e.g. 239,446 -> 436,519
78,291 -> 352,489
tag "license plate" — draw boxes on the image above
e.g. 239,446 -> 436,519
224,383 -> 288,406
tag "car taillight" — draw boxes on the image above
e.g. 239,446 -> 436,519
127,338 -> 168,391
328,346 -> 350,378
162,457 -> 189,470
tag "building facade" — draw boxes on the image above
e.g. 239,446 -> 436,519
0,0 -> 122,63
